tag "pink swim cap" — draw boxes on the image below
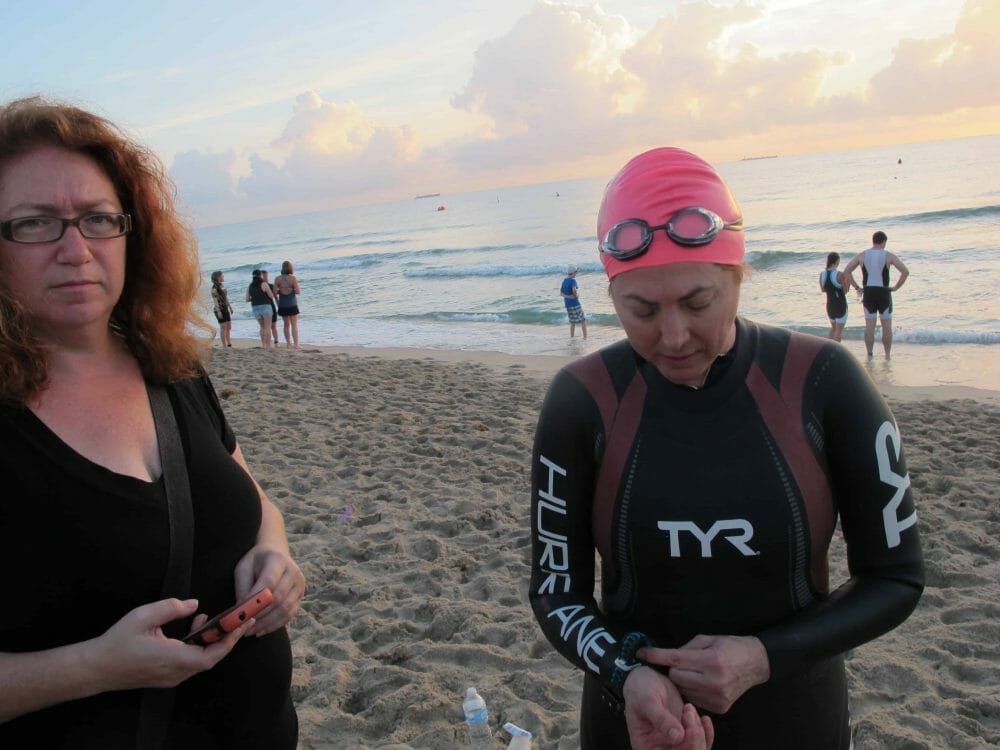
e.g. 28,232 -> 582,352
598,147 -> 744,280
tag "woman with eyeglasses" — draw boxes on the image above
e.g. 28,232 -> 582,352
529,148 -> 924,749
0,97 -> 304,748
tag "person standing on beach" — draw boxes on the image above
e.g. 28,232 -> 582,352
0,95 -> 303,748
561,265 -> 587,339
842,231 -> 909,358
819,252 -> 848,341
211,270 -> 234,347
275,260 -> 302,348
247,268 -> 276,350
261,269 -> 280,347
530,147 -> 923,750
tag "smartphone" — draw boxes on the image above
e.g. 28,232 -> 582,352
183,588 -> 274,646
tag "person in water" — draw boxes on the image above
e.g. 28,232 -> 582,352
211,270 -> 234,347
260,269 -> 280,347
561,265 -> 587,339
274,260 -> 301,348
842,231 -> 909,358
819,252 -> 848,341
247,268 -> 276,350
529,147 -> 924,750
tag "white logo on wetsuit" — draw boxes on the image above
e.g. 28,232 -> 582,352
547,604 -> 615,673
875,420 -> 917,548
657,519 -> 760,557
536,454 -> 571,595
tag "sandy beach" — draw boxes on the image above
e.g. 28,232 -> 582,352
205,341 -> 999,749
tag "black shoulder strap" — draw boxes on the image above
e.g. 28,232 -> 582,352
137,383 -> 194,750
147,383 -> 194,603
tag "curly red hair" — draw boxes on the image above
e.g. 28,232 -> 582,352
0,96 -> 212,404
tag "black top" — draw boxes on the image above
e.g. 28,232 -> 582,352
247,280 -> 271,307
0,376 -> 296,749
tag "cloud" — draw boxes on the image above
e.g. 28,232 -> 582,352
445,0 -> 848,169
240,91 -> 422,207
171,91 -> 424,222
170,149 -> 239,221
620,1 -> 840,139
452,2 -> 636,136
170,0 -> 1000,224
448,2 -> 638,168
865,0 -> 1000,115
447,0 -> 1000,168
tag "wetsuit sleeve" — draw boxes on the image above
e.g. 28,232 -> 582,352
758,346 -> 924,680
529,367 -> 648,699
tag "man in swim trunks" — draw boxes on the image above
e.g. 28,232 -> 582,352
529,149 -> 923,749
561,265 -> 587,339
842,231 -> 909,358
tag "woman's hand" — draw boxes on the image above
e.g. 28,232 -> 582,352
638,635 -> 770,714
233,544 -> 305,636
676,703 -> 715,750
623,666 -> 714,749
90,598 -> 248,691
0,599 -> 247,723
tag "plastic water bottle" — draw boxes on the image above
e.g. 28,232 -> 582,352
463,687 -> 493,749
500,721 -> 533,749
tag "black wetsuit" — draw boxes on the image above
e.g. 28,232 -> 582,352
821,269 -> 847,320
529,319 -> 923,749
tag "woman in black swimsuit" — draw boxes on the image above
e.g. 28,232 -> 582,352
819,252 -> 848,341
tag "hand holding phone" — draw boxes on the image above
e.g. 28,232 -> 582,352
183,588 -> 273,646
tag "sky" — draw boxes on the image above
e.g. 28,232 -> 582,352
3,0 -> 999,226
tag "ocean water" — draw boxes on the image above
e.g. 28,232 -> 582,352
198,134 -> 1000,390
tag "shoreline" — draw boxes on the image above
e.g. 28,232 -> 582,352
218,337 -> 1000,405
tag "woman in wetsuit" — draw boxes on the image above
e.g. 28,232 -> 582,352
529,148 -> 923,750
819,252 -> 848,341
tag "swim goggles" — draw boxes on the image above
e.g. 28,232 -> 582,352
599,207 -> 743,260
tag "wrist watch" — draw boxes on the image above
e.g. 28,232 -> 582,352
602,631 -> 657,714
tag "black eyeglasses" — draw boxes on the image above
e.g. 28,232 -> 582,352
600,207 -> 743,261
0,213 -> 132,244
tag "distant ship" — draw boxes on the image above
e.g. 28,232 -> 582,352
414,192 -> 441,199
740,155 -> 778,161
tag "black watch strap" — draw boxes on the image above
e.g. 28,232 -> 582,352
608,631 -> 657,703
